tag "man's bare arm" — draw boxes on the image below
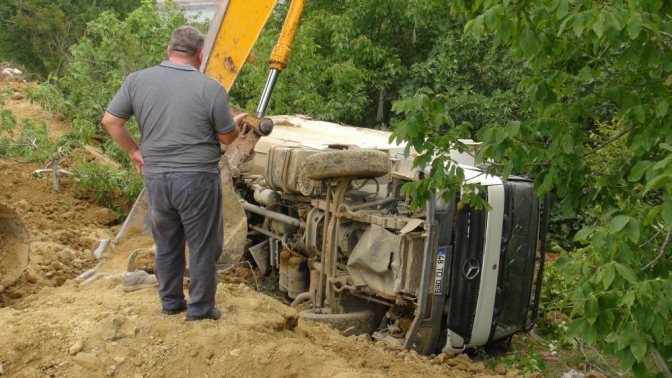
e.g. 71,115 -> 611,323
217,113 -> 247,145
102,111 -> 144,173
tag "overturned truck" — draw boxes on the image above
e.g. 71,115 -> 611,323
228,114 -> 549,354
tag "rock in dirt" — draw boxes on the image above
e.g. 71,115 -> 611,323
12,200 -> 30,213
74,352 -> 99,371
562,370 -> 584,378
69,340 -> 84,355
101,314 -> 137,340
494,364 -> 507,375
506,368 -> 521,378
94,208 -> 117,226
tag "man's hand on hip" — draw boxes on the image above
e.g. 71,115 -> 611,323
129,147 -> 145,174
102,111 -> 143,174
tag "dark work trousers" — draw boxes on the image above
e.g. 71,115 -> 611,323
144,171 -> 223,318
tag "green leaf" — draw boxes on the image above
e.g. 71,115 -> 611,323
615,263 -> 638,284
628,160 -> 651,182
583,323 -> 597,344
618,325 -> 634,351
573,12 -> 585,37
636,306 -> 655,330
519,27 -> 540,57
553,255 -> 573,270
561,134 -> 574,154
656,99 -> 669,118
619,243 -> 636,264
596,309 -> 616,335
627,12 -> 643,40
630,338 -> 647,362
505,120 -> 520,137
632,362 -> 648,378
557,15 -> 572,37
619,290 -> 636,308
593,12 -> 605,38
472,15 -> 485,39
610,215 -> 630,233
644,174 -> 671,193
633,105 -> 646,122
574,226 -> 596,241
464,19 -> 476,34
578,66 -> 592,82
495,128 -> 506,144
621,349 -> 637,371
605,332 -> 619,343
502,160 -> 514,180
591,230 -> 606,250
626,219 -> 640,243
603,264 -> 616,289
652,316 -> 665,340
498,18 -> 512,42
663,199 -> 672,225
585,297 -> 599,323
556,0 -> 568,18
565,260 -> 584,282
566,318 -> 587,338
604,9 -> 622,31
484,8 -> 498,30
645,205 -> 661,225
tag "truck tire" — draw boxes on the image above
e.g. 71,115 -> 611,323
303,150 -> 391,180
299,308 -> 376,335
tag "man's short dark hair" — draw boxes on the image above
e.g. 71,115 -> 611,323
169,26 -> 204,56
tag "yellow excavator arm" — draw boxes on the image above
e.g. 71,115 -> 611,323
201,0 -> 306,118
199,0 -> 307,180
200,0 -> 277,92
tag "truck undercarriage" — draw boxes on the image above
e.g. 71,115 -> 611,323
228,115 -> 549,354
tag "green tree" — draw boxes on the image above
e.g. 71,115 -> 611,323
0,0 -> 142,78
231,0 -> 523,129
391,1 -> 672,375
57,0 -> 194,127
25,0 -> 196,204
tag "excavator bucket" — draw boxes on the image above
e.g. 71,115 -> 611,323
111,0 -> 279,268
0,203 -> 29,288
111,172 -> 248,267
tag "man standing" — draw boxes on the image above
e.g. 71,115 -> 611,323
102,26 -> 245,321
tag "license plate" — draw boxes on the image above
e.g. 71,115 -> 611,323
434,248 -> 447,295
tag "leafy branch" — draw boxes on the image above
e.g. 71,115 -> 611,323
640,227 -> 672,272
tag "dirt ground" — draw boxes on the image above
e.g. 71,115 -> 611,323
0,78 -> 538,378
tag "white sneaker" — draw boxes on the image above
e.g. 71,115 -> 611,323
121,270 -> 158,292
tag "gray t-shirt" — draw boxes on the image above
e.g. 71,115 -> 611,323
106,61 -> 235,173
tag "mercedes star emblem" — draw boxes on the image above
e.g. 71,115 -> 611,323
463,258 -> 480,280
